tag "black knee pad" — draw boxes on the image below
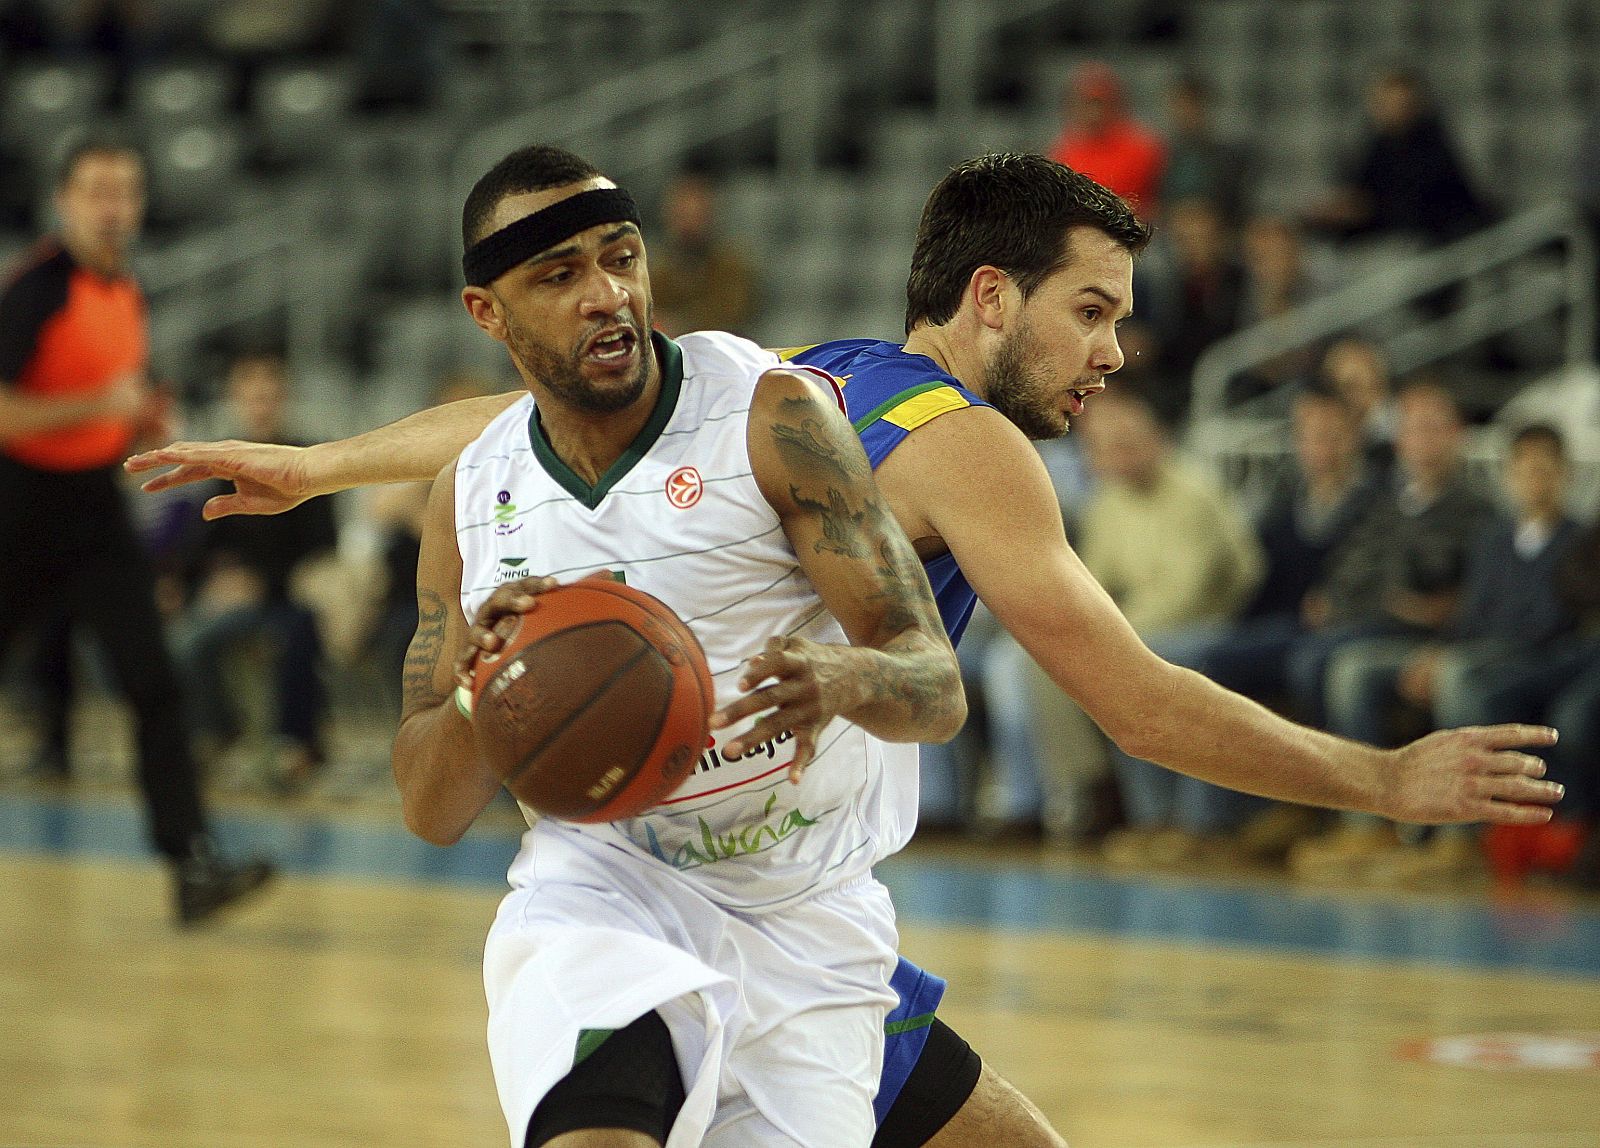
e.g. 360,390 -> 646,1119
872,1017 -> 983,1148
525,1010 -> 686,1147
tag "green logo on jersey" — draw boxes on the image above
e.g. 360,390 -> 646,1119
640,793 -> 820,870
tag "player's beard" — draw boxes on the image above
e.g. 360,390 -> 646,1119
502,306 -> 653,415
986,317 -> 1068,441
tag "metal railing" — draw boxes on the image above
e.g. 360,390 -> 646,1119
1189,201 -> 1598,431
137,197 -> 333,386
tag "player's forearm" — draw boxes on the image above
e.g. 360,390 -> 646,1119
304,394 -> 520,492
0,389 -> 112,439
1115,661 -> 1390,814
392,703 -> 502,845
832,631 -> 966,745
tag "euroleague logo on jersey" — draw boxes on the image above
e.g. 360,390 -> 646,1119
665,466 -> 703,509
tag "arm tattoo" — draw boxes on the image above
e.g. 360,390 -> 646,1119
771,398 -> 870,481
789,485 -> 870,559
402,589 -> 449,717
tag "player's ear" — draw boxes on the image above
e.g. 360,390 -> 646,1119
462,286 -> 507,342
969,265 -> 1009,332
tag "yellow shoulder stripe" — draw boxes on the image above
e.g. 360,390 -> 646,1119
882,386 -> 970,431
770,344 -> 820,361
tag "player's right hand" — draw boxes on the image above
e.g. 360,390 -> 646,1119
453,575 -> 559,691
1382,724 -> 1563,825
124,440 -> 316,519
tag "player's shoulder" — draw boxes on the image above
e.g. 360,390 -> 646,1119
674,329 -> 778,382
459,389 -> 533,462
0,240 -> 72,311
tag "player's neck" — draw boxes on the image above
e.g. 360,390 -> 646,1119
59,232 -> 127,277
902,325 -> 984,395
533,356 -> 663,487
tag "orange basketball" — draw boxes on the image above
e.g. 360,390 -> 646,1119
468,575 -> 713,822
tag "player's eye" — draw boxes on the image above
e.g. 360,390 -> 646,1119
1082,307 -> 1100,323
613,251 -> 638,269
543,268 -> 573,285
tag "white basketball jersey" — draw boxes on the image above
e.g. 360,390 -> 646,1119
455,331 -> 918,913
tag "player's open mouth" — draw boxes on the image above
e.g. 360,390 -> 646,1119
1066,388 -> 1094,415
586,329 -> 637,365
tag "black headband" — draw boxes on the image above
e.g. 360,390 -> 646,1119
462,188 -> 642,286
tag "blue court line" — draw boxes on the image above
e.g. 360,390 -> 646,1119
2,792 -> 1598,977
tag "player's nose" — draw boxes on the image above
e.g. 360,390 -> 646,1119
1092,331 -> 1125,375
578,266 -> 630,316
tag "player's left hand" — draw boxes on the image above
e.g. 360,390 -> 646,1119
1383,724 -> 1564,825
453,574 -> 559,691
125,440 -> 316,518
712,635 -> 855,783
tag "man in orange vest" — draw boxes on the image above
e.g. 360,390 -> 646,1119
0,136 -> 274,925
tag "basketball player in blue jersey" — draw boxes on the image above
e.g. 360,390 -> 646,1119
130,152 -> 1564,1148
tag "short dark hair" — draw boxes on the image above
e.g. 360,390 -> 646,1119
462,145 -> 605,250
904,152 -> 1152,335
56,134 -> 142,188
1510,422 -> 1566,460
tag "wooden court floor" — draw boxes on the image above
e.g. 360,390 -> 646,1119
2,807 -> 1599,1148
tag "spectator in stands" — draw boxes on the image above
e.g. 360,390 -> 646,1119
1159,72 -> 1248,226
1320,336 -> 1397,473
1189,384 -> 1375,860
1439,510 -> 1600,888
1046,386 -> 1264,864
1286,380 -> 1496,879
1144,196 -> 1243,423
1047,60 -> 1166,217
647,169 -> 759,338
176,351 -> 338,791
1301,425 -> 1581,885
1304,67 -> 1485,247
1199,386 -> 1374,707
1227,215 -> 1326,409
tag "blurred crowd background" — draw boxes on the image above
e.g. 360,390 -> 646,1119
3,0 -> 1599,892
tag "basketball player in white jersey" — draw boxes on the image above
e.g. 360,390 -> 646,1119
392,145 -> 964,1147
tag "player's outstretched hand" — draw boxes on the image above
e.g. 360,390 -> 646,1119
712,634 -> 852,784
1384,724 -> 1563,825
453,575 -> 559,691
124,439 -> 315,519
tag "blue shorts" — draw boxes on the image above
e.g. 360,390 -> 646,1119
874,955 -> 948,1124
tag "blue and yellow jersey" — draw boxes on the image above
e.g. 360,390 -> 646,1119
776,339 -> 991,645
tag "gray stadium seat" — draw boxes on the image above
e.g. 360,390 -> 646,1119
717,173 -> 786,247
253,63 -> 355,166
1498,0 -> 1574,42
1,64 -> 109,165
145,124 -> 245,223
129,64 -> 233,135
1266,0 -> 1347,50
1348,0 -> 1424,50
1423,47 -> 1504,102
1188,0 -> 1273,54
1446,104 -> 1507,190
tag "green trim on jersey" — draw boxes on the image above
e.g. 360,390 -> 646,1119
883,1011 -> 937,1036
573,1027 -> 615,1065
526,331 -> 685,510
849,379 -> 950,434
